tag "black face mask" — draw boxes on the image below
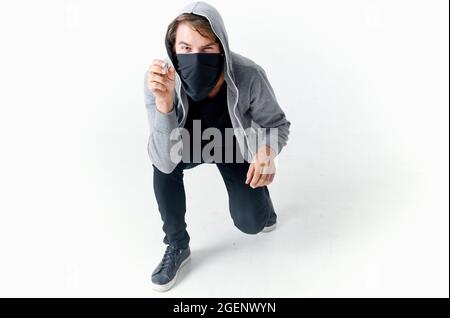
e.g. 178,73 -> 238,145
174,53 -> 224,102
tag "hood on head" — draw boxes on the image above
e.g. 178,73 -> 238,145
164,1 -> 234,78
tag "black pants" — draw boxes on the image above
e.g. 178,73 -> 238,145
152,161 -> 277,249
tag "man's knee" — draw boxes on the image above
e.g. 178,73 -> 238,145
232,210 -> 266,234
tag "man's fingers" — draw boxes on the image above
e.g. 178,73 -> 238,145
262,174 -> 275,186
166,65 -> 176,81
149,64 -> 167,76
247,168 -> 276,188
148,62 -> 176,87
148,73 -> 167,86
253,175 -> 265,188
245,164 -> 255,184
255,173 -> 270,188
249,167 -> 262,188
152,59 -> 166,68
148,81 -> 167,92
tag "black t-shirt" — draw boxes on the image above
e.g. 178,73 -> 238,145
182,82 -> 240,163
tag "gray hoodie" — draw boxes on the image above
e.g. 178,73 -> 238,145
144,1 -> 291,173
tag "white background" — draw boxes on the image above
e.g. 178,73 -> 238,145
0,0 -> 448,297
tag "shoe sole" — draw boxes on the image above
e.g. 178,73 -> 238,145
261,223 -> 277,233
151,254 -> 191,292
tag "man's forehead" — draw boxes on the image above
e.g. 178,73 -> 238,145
175,24 -> 217,46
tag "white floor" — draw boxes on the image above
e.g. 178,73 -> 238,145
0,141 -> 447,297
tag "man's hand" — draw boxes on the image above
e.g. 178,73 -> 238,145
147,59 -> 176,113
245,145 -> 276,189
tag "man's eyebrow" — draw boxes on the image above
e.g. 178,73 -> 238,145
177,41 -> 218,48
200,41 -> 218,48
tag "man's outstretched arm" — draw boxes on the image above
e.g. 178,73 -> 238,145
144,59 -> 180,174
245,65 -> 291,188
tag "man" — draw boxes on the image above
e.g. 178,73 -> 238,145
144,1 -> 291,292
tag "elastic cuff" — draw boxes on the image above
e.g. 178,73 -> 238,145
153,107 -> 178,134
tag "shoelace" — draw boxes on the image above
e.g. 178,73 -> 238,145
160,246 -> 180,270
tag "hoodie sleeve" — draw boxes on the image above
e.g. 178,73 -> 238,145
143,70 -> 181,174
248,65 -> 291,156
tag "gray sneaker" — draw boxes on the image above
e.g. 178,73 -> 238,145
262,211 -> 277,233
151,245 -> 191,292
262,220 -> 277,232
